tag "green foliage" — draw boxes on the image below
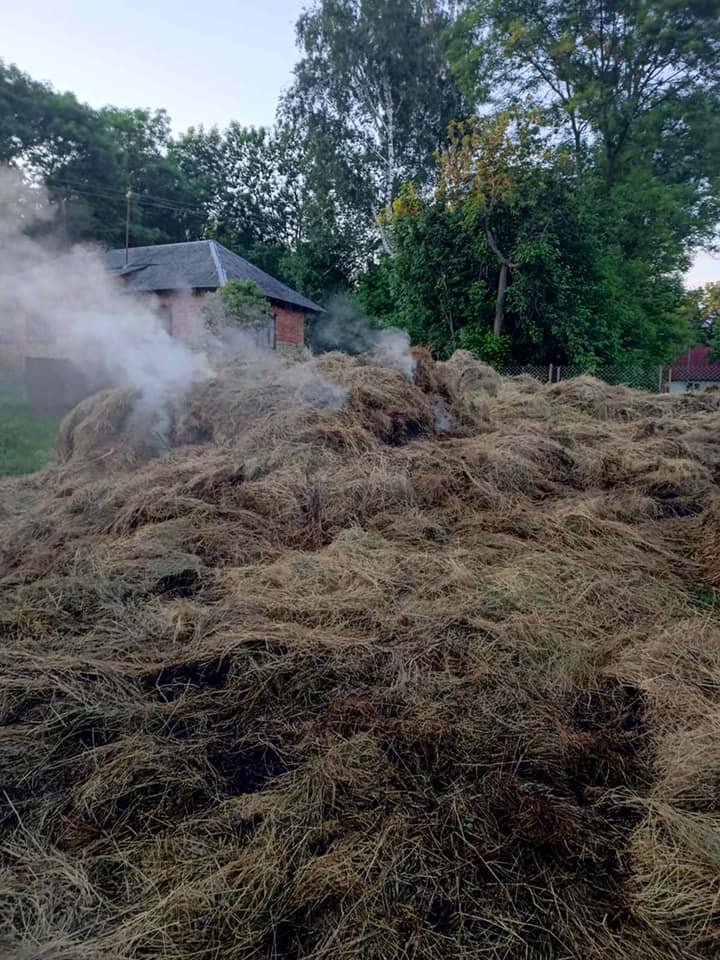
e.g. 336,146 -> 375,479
362,123 -> 690,365
202,281 -> 272,334
453,0 -> 720,179
0,378 -> 59,476
683,283 -> 720,360
2,0 -> 717,368
436,0 -> 720,362
0,60 -> 205,247
354,257 -> 402,329
458,327 -> 511,365
284,0 -> 467,254
173,119 -> 368,302
387,196 -> 488,355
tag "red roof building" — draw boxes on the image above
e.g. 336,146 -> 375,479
669,346 -> 720,392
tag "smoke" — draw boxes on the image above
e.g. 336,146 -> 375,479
200,304 -> 348,411
0,169 -> 348,436
433,397 -> 452,433
0,169 -> 419,455
0,169 -> 210,421
310,295 -> 416,380
372,327 -> 415,381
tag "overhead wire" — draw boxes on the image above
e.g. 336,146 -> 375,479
49,179 -> 209,217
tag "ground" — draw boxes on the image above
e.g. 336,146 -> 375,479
0,371 -> 59,476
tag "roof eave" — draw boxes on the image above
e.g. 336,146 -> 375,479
269,296 -> 325,314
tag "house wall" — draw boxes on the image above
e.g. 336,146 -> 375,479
273,304 -> 305,351
0,310 -> 69,370
669,380 -> 720,394
156,292 -> 307,352
154,290 -> 208,344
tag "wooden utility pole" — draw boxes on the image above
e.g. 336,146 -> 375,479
124,190 -> 133,265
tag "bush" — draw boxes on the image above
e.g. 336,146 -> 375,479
202,280 -> 272,334
458,326 -> 512,366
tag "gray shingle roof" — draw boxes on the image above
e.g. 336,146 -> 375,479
104,240 -> 323,313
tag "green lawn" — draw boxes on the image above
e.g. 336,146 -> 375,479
0,376 -> 60,475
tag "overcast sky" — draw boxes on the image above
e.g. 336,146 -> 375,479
3,0 -> 718,286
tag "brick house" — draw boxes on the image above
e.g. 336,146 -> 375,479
1,239 -> 323,413
104,239 -> 322,351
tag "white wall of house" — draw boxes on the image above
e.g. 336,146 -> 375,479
669,380 -> 720,394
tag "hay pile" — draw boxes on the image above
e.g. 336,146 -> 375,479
2,352 -> 720,960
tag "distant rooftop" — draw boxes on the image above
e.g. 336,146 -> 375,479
670,346 -> 720,382
104,239 -> 323,313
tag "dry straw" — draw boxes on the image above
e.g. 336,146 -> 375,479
1,351 -> 720,959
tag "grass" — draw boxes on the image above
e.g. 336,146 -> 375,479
0,377 -> 60,476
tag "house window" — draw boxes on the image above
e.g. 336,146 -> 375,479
687,381 -> 701,391
156,304 -> 173,335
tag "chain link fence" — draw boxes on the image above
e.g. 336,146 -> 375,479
499,364 -> 665,392
501,365 -> 550,382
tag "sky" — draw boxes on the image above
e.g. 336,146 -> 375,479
685,250 -> 719,289
2,0 -> 718,287
3,0 -> 306,132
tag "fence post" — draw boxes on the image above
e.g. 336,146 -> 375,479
556,365 -> 562,383
548,363 -> 553,384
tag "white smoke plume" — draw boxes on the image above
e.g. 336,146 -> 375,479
0,168 -> 347,434
310,295 -> 416,380
0,169 -> 210,410
372,327 -> 415,381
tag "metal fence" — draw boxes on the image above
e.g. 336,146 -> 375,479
499,364 -> 665,393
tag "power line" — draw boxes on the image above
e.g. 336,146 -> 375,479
52,179 -> 199,210
49,179 -> 209,217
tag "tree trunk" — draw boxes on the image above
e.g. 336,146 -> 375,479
493,260 -> 509,337
379,75 -> 396,258
379,136 -> 395,256
569,110 -> 583,169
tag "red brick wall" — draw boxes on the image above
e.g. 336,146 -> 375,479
273,304 -> 305,349
154,291 -> 207,344
159,292 -> 308,352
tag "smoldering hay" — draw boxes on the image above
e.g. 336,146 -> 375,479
2,349 -> 720,960
0,167 -> 419,431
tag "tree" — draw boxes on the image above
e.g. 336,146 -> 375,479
284,0 -> 467,255
363,112 -> 689,365
451,0 -> 720,268
452,0 -> 720,180
442,0 -> 720,364
202,280 -> 272,334
172,117 -> 369,302
0,60 -> 205,246
172,123 -> 297,253
682,283 -> 720,357
437,110 -> 554,336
